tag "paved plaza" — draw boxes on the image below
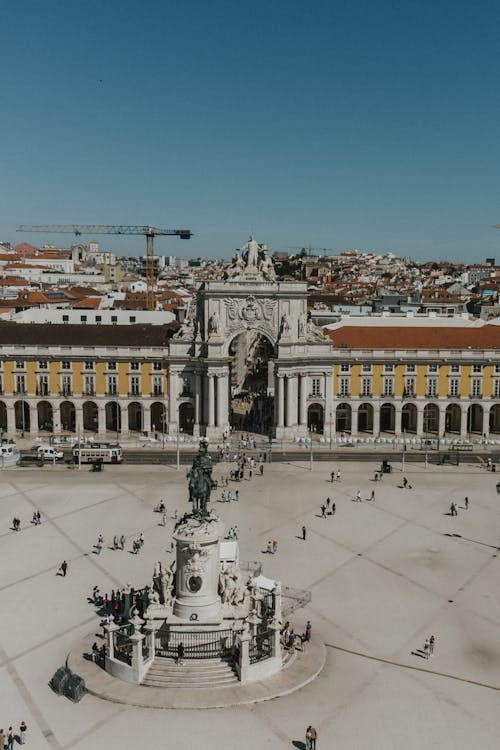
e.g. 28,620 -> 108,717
0,456 -> 499,749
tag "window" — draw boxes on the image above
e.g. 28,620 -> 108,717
111,316 -> 117,323
80,315 -> 87,323
427,378 -> 437,397
181,377 -> 192,396
471,378 -> 482,397
38,375 -> 49,396
339,377 -> 349,396
449,378 -> 459,397
84,361 -> 94,370
384,363 -> 394,372
340,364 -> 350,373
404,377 -> 415,396
130,376 -> 140,396
383,378 -> 393,396
130,361 -> 140,370
38,360 -> 48,369
0,374 -> 3,393
61,375 -> 72,396
495,364 -> 500,374
472,364 -> 482,374
16,375 -> 26,393
153,361 -> 162,371
108,361 -> 117,370
84,375 -> 95,395
494,379 -> 500,398
361,377 -> 371,396
15,360 -> 25,369
428,364 -> 438,373
152,376 -> 163,396
406,364 -> 416,373
361,363 -> 372,373
450,364 -> 460,373
62,315 -> 69,323
61,360 -> 71,370
96,315 -> 102,323
311,378 -> 321,396
107,375 -> 117,395
129,316 -> 136,323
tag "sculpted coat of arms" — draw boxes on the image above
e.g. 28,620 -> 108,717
223,296 -> 276,331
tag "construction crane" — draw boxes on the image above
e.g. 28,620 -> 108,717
17,224 -> 192,311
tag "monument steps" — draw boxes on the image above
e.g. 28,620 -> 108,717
142,657 -> 238,688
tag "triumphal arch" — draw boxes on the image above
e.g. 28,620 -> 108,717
168,238 -> 333,441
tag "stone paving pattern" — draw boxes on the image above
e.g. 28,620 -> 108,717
0,458 -> 499,748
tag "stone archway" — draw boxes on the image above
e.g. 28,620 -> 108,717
15,401 -> 30,433
307,403 -> 324,433
60,401 -> 76,432
37,401 -> 53,432
423,403 -> 439,435
128,402 -> 142,432
357,403 -> 374,433
445,404 -> 461,433
490,404 -> 500,434
83,401 -> 98,432
336,403 -> 351,433
380,403 -> 395,433
401,403 -> 417,433
179,402 -> 195,435
229,331 -> 275,435
467,404 -> 483,434
0,401 -> 6,432
151,402 -> 167,435
106,402 -> 121,433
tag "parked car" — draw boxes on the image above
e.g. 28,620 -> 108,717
35,445 -> 64,461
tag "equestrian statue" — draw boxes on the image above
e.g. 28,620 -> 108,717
187,439 -> 217,519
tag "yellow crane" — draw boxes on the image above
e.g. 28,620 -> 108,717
17,224 -> 192,311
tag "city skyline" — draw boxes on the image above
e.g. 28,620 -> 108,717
2,0 -> 500,262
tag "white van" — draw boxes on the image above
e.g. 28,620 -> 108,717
36,445 -> 64,461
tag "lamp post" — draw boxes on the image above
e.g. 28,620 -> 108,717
309,427 -> 313,471
21,397 -> 25,439
115,400 -> 120,443
176,423 -> 183,471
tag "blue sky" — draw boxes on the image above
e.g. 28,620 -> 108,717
1,0 -> 500,262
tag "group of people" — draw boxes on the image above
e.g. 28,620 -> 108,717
219,489 -> 240,503
12,512 -> 42,531
0,723 -> 27,749
330,470 -> 341,482
320,498 -> 336,517
280,619 -> 312,653
225,525 -> 239,540
423,634 -> 436,659
449,497 -> 470,515
266,540 -> 278,554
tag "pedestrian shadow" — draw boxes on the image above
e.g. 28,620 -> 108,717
411,649 -> 427,659
295,535 -> 305,540
292,742 -> 306,750
443,512 -> 454,516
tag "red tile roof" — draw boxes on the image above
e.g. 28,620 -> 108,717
325,325 -> 500,350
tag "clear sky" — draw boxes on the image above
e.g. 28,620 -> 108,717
1,0 -> 500,262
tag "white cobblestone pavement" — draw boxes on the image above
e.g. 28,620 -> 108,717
0,458 -> 499,749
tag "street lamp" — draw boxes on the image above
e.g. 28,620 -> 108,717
176,424 -> 183,471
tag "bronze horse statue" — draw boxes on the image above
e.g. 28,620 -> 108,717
187,441 -> 217,518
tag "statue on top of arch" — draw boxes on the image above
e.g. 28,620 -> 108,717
225,236 -> 276,282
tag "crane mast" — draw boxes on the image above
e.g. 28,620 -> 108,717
17,224 -> 192,311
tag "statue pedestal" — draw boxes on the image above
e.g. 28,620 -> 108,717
172,515 -> 222,623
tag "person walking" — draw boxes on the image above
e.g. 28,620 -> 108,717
370,489 -> 375,501
7,727 -> 14,750
113,535 -> 119,550
331,502 -> 336,515
120,534 -> 126,550
355,490 -> 361,502
19,721 -> 27,745
321,504 -> 326,518
464,496 -> 469,510
326,497 -> 331,510
177,641 -> 184,665
331,470 -> 335,482
96,533 -> 103,555
336,470 -> 341,481
423,638 -> 430,659
302,525 -> 306,541
0,728 -> 5,750
60,560 -> 68,577
305,726 -> 313,750
309,726 -> 318,750
36,510 -> 41,525
272,540 -> 278,554
429,634 -> 435,656
304,620 -> 312,642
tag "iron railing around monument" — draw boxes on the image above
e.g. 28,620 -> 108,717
249,628 -> 273,664
114,624 -> 133,665
155,627 -> 236,660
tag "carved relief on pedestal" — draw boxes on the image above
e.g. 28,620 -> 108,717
223,296 -> 277,335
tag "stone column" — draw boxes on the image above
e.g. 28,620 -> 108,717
53,405 -> 62,434
143,404 -> 151,434
6,404 -> 15,436
351,403 -> 359,436
299,374 -> 307,426
208,374 -> 215,428
120,405 -> 129,435
105,621 -> 120,660
194,373 -> 201,433
482,405 -> 490,437
460,407 -> 468,437
29,403 -> 37,434
237,624 -> 251,684
394,406 -> 402,436
216,374 -> 224,427
438,406 -> 446,438
286,375 -> 297,427
372,405 -> 380,437
168,370 -> 178,429
416,406 -> 424,437
75,404 -> 83,434
277,375 -> 284,428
